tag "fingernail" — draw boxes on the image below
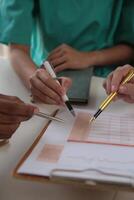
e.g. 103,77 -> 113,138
111,85 -> 115,92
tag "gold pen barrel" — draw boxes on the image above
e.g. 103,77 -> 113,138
100,70 -> 134,111
100,92 -> 117,110
91,69 -> 134,122
122,70 -> 134,85
121,70 -> 134,85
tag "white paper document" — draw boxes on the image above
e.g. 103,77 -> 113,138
18,108 -> 134,185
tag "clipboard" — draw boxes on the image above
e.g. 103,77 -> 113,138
13,110 -> 134,192
13,110 -> 97,188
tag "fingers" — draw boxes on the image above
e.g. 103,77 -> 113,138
31,75 -> 72,104
0,94 -> 35,120
104,65 -> 134,94
0,123 -> 20,139
49,44 -> 90,71
36,69 -> 63,96
30,66 -> 73,105
110,69 -> 121,92
0,95 -> 37,140
0,94 -> 24,103
119,83 -> 134,100
31,87 -> 59,105
0,99 -> 35,118
103,73 -> 113,95
111,65 -> 133,92
0,103 -> 34,139
30,69 -> 64,104
122,96 -> 134,103
49,43 -> 68,55
48,51 -> 64,61
54,63 -> 68,73
103,65 -> 134,103
49,56 -> 66,67
30,75 -> 62,104
20,104 -> 36,120
0,113 -> 32,124
48,44 -> 70,71
59,77 -> 72,93
48,45 -> 68,67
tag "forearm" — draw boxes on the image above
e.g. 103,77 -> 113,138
9,44 -> 37,89
88,44 -> 134,67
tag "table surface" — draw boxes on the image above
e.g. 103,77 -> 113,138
0,58 -> 134,200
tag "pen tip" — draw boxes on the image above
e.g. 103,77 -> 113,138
71,110 -> 76,117
89,116 -> 95,124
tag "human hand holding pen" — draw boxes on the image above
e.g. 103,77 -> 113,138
0,94 -> 37,140
0,94 -> 63,144
103,65 -> 134,103
29,68 -> 72,105
90,65 -> 134,123
44,61 -> 75,116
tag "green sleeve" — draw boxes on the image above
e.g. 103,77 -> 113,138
115,1 -> 134,45
0,0 -> 34,45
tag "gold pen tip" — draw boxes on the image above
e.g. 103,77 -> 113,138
89,116 -> 95,124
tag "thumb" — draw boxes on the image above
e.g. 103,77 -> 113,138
25,104 -> 39,119
119,83 -> 134,99
60,77 -> 72,93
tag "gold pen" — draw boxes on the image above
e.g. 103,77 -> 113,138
35,112 -> 64,123
90,69 -> 134,123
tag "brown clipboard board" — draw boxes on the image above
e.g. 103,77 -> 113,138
13,110 -> 134,191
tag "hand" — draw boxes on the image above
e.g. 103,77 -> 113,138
48,44 -> 95,73
103,64 -> 134,103
0,94 -> 36,139
30,68 -> 72,104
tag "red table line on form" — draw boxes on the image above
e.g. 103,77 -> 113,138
68,112 -> 134,147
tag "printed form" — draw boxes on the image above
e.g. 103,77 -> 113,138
69,111 -> 134,147
18,108 -> 134,183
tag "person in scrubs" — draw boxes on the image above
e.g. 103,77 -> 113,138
0,1 -> 134,104
0,94 -> 36,140
103,64 -> 134,103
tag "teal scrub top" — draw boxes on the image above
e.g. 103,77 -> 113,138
0,0 -> 134,77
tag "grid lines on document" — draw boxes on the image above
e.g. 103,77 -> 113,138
68,112 -> 134,147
